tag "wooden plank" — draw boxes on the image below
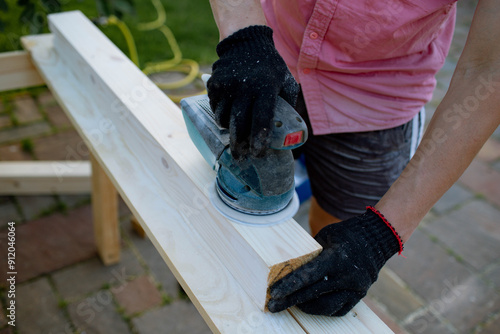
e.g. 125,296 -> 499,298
90,153 -> 120,265
289,304 -> 393,334
21,33 -> 308,334
45,10 -> 322,312
0,160 -> 91,194
0,51 -> 45,91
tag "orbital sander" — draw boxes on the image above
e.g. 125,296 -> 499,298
180,84 -> 307,225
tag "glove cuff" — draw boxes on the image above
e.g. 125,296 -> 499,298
366,206 -> 404,256
216,25 -> 275,57
356,207 -> 402,268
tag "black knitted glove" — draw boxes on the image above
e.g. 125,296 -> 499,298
207,25 -> 299,159
268,207 -> 403,316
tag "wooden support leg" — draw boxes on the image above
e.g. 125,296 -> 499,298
90,154 -> 120,265
131,215 -> 146,239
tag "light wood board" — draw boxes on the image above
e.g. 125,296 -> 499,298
90,153 -> 120,265
0,50 -> 45,92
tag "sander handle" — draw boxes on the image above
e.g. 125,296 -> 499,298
268,97 -> 308,151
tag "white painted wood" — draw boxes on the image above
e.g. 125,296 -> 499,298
45,10 -> 322,312
0,51 -> 45,91
0,160 -> 91,194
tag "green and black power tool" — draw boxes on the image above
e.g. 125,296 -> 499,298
180,77 -> 307,225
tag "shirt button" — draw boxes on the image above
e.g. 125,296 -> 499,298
309,32 -> 318,39
303,68 -> 311,74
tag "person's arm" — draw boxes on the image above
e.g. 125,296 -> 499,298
209,0 -> 267,39
268,0 -> 500,316
376,0 -> 500,243
206,0 -> 299,159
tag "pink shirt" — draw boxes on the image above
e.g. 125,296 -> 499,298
261,0 -> 457,134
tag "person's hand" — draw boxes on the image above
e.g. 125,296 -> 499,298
207,25 -> 299,159
268,207 -> 403,316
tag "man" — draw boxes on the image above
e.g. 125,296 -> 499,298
207,0 -> 500,316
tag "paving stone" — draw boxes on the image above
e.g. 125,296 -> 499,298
493,125 -> 500,141
118,196 -> 132,218
477,138 -> 500,163
68,290 -> 131,334
0,205 -> 96,285
447,25 -> 470,65
403,310 -> 455,334
423,201 -> 500,271
0,327 -> 14,334
45,104 -> 72,128
132,300 -> 211,334
363,298 -> 409,334
479,313 -> 500,334
0,115 -> 11,129
428,83 -> 447,107
484,263 -> 500,291
16,195 -> 57,221
493,160 -> 500,173
0,122 -> 52,145
437,275 -> 500,333
32,129 -> 88,161
431,183 -> 474,215
16,277 -> 69,334
0,200 -> 22,229
0,143 -> 33,161
53,248 -> 144,301
368,268 -> 424,321
0,299 -> 5,328
112,275 -> 162,316
418,211 -> 438,228
459,160 -> 500,207
37,90 -> 57,107
12,95 -> 43,124
126,228 -> 179,298
386,229 -> 471,303
58,194 -> 91,209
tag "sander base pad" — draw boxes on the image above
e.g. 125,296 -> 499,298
208,182 -> 300,226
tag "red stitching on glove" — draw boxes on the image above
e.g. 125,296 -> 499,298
366,206 -> 405,256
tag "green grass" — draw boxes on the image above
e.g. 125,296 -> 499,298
57,298 -> 68,309
0,0 -> 219,66
20,138 -> 34,153
38,200 -> 68,218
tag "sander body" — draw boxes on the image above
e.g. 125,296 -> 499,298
180,94 -> 307,225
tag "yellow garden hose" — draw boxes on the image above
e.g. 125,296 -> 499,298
106,15 -> 139,66
105,0 -> 206,102
137,0 -> 165,31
